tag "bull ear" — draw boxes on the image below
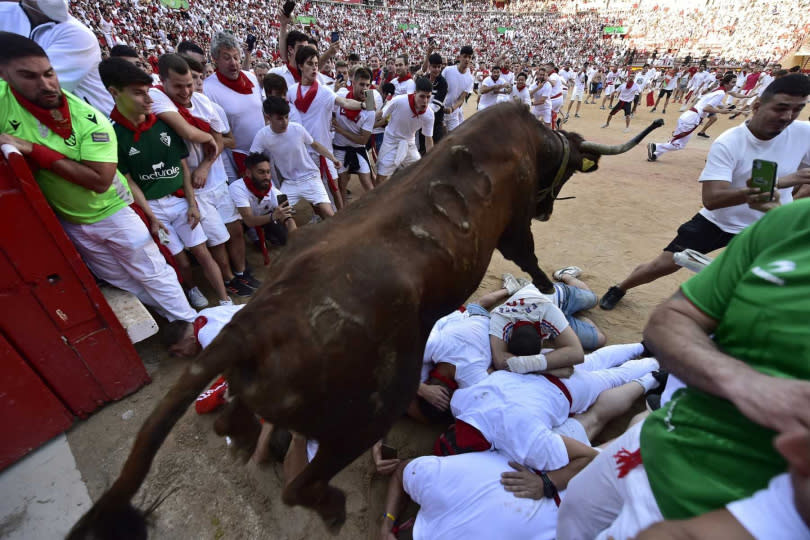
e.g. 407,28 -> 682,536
578,154 -> 600,173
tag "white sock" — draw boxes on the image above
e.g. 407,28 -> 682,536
633,373 -> 659,393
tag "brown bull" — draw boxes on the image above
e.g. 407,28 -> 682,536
68,102 -> 662,538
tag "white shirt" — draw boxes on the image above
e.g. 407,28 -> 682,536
605,71 -> 618,85
727,474 -> 810,540
422,311 -> 492,389
404,451 -> 561,540
489,284 -> 569,344
616,82 -> 641,102
694,88 -> 726,117
698,120 -> 810,233
382,94 -> 435,141
442,65 -> 474,109
390,76 -> 416,96
478,76 -> 504,110
531,81 -> 552,115
547,73 -> 564,97
196,305 -> 245,349
574,71 -> 587,91
333,88 -> 375,147
757,73 -> 775,96
228,178 -> 283,217
149,89 -> 229,193
0,5 -> 113,116
203,71 -> 264,154
634,71 -> 650,92
512,84 -> 531,107
287,82 -> 337,151
662,73 -> 678,91
249,122 -> 320,183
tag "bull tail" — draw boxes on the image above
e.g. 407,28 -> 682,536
68,339 -> 236,540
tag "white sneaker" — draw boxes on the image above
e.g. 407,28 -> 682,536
187,286 -> 208,308
552,266 -> 583,281
219,298 -> 234,306
601,123 -> 609,128
623,127 -> 631,133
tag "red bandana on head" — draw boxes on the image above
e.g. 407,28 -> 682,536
11,86 -> 72,139
153,86 -> 211,133
408,93 -> 426,118
243,175 -> 270,199
294,79 -> 319,113
397,73 -> 412,83
110,106 -> 157,142
287,63 -> 301,83
215,70 -> 254,94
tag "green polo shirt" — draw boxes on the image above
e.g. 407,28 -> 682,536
0,81 -> 132,224
113,118 -> 189,200
641,198 -> 810,519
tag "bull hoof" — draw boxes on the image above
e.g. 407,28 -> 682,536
317,486 -> 347,535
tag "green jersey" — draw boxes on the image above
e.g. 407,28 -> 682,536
113,118 -> 188,200
0,81 -> 132,224
641,198 -> 810,519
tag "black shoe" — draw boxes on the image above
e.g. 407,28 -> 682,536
651,369 -> 669,391
650,107 -> 656,112
647,142 -> 657,162
236,269 -> 261,290
697,132 -> 710,138
599,286 -> 625,310
225,278 -> 253,297
646,393 -> 661,411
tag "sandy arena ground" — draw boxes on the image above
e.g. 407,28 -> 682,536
66,93 -> 730,539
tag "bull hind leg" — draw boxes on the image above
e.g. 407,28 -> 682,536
213,397 -> 262,461
497,226 -> 555,293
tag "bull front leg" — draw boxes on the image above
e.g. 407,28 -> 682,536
497,226 -> 555,294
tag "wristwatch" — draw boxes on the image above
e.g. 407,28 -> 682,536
538,470 -> 558,500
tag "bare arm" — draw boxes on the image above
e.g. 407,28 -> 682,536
701,180 -> 758,210
379,460 -> 411,540
331,120 -> 371,146
278,8 -> 290,64
501,436 -> 597,498
221,131 -> 236,149
180,159 -> 200,228
633,509 -> 753,540
424,136 -> 433,153
489,326 -> 583,372
335,95 -> 363,110
310,141 -> 340,165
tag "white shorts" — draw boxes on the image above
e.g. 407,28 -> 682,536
148,194 -> 208,255
196,184 -> 237,247
605,84 -> 615,96
533,105 -> 552,124
571,87 -> 585,101
334,147 -> 371,175
308,151 -> 338,183
377,137 -> 420,176
550,96 -> 564,113
281,176 -> 331,207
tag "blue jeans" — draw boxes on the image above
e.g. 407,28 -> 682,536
555,283 -> 600,349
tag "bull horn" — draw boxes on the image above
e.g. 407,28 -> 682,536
580,118 -> 665,155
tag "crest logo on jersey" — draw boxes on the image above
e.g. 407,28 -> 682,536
64,131 -> 77,147
9,120 -> 20,131
128,146 -> 141,156
159,132 -> 171,146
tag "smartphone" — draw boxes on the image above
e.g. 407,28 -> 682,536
380,444 -> 397,460
246,34 -> 257,52
330,31 -> 340,43
364,89 -> 375,111
751,159 -> 778,201
282,0 -> 295,17
276,193 -> 289,207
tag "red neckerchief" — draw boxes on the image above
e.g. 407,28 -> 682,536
397,73 -> 412,83
517,83 -> 526,91
294,79 -> 319,114
153,86 -> 211,133
215,70 -> 254,95
287,63 -> 301,83
110,106 -> 158,142
501,67 -> 510,75
408,93 -> 426,118
243,175 -> 270,199
626,80 -> 634,89
341,106 -> 362,122
10,86 -> 73,139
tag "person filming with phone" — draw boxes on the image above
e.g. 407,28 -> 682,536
600,74 -> 810,311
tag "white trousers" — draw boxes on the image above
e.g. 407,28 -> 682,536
377,137 -> 420,176
444,108 -> 464,131
62,206 -> 198,323
654,110 -> 701,157
557,421 -> 663,539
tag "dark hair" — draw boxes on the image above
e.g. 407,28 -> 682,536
295,45 -> 318,69
507,325 -> 542,356
263,73 -> 288,97
720,73 -> 736,87
396,54 -> 408,64
263,95 -> 290,116
99,57 -> 153,90
353,67 -> 372,81
460,45 -> 473,56
381,82 -> 395,97
789,66 -> 801,73
177,40 -> 205,57
760,74 -> 810,102
517,72 -> 528,80
287,30 -> 309,50
491,64 -> 501,71
245,152 -> 270,170
773,69 -> 789,79
182,55 -> 204,74
158,53 -> 190,80
307,37 -> 318,46
428,53 -> 443,66
415,77 -> 432,93
110,44 -> 139,59
347,52 -> 361,62
0,32 -> 47,65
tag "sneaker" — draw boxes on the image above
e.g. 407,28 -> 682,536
599,286 -> 625,310
502,273 -> 531,295
225,278 -> 253,297
623,127 -> 631,133
601,123 -> 609,128
564,113 -> 570,120
649,107 -> 656,112
599,106 -> 606,110
552,266 -> 583,281
235,269 -> 261,290
661,109 -> 666,114
219,298 -> 234,306
187,286 -> 208,308
697,132 -> 710,138
196,375 -> 228,414
574,113 -> 581,118
647,142 -> 657,162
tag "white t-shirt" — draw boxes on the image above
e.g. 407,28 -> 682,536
149,89 -> 229,193
196,304 -> 245,349
203,70 -> 264,154
228,177 -> 282,216
531,82 -> 552,115
548,73 -> 564,97
698,120 -> 810,233
0,5 -> 113,116
489,284 -> 569,344
574,71 -> 587,91
727,473 -> 810,540
249,122 -> 319,182
286,82 -> 337,151
442,65 -> 474,108
404,451 -> 560,540
512,85 -> 531,107
478,76 -> 503,110
616,82 -> 641,102
605,71 -> 618,85
694,88 -> 726,117
757,73 -> 775,96
268,64 -> 330,90
422,311 -> 492,389
634,72 -> 650,92
333,88 -> 375,147
558,69 -> 574,87
662,74 -> 678,91
391,76 -> 416,96
382,94 -> 435,141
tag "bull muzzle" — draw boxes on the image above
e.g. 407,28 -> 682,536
580,119 -> 664,155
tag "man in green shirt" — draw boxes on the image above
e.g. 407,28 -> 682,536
0,32 -> 198,328
557,192 -> 810,537
99,57 -> 232,309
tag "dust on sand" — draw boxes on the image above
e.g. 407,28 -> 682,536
67,96 -> 727,539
